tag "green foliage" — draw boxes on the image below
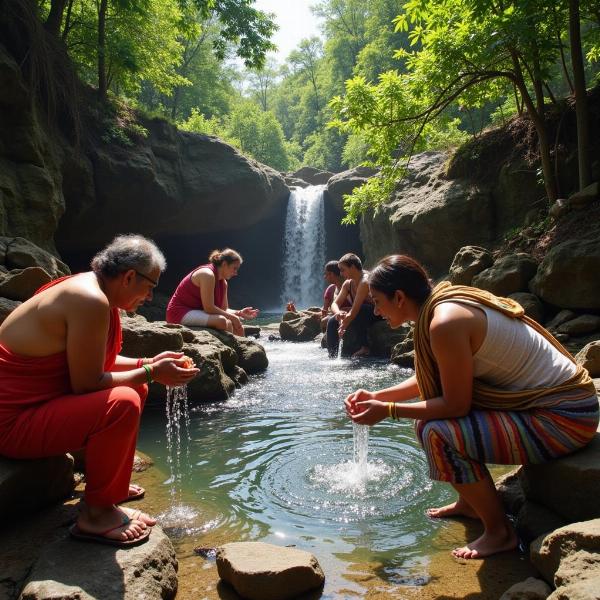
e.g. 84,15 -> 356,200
100,95 -> 149,146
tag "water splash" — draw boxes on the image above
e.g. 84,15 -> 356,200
353,422 -> 369,473
163,385 -> 194,518
281,185 -> 326,308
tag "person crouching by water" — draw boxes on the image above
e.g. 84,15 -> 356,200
320,260 -> 351,332
327,253 -> 378,358
0,234 -> 199,547
345,254 -> 598,559
166,248 -> 259,337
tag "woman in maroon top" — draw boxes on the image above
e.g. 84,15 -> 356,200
166,248 -> 259,336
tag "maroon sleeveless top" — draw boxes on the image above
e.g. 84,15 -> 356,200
166,263 -> 226,324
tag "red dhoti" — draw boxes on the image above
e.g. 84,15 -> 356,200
0,278 -> 146,506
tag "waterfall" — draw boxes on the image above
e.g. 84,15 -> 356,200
281,185 -> 326,308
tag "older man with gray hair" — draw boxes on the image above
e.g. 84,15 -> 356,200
0,234 -> 198,546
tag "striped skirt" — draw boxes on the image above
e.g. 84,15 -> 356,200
415,392 -> 599,484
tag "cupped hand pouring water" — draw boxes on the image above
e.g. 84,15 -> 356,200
151,352 -> 199,387
344,388 -> 389,426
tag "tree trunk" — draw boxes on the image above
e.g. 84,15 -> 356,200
511,52 -> 557,203
569,0 -> 591,190
45,0 -> 68,36
97,0 -> 108,101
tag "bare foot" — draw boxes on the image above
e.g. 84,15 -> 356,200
352,346 -> 370,358
426,499 -> 480,519
452,525 -> 518,560
77,505 -> 153,542
120,505 -> 157,527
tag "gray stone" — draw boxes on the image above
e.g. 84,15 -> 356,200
549,198 -> 570,219
529,237 -> 600,310
508,292 -> 545,323
0,267 -> 52,301
516,500 -> 567,544
558,315 -> 600,336
0,236 -> 70,278
200,328 -> 268,374
326,166 -> 377,213
0,455 -> 74,516
280,312 -> 321,342
546,310 -> 578,331
472,253 -> 538,296
19,525 -> 177,600
576,341 -> 600,377
522,435 -> 600,523
291,166 -> 333,185
531,520 -> 600,586
0,296 -> 20,323
569,182 -> 600,209
448,245 -> 494,286
495,467 -> 525,516
216,541 -> 325,600
367,321 -> 411,358
499,577 -> 552,600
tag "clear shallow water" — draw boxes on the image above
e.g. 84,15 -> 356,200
137,335 -> 455,590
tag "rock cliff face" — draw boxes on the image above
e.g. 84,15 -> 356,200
357,151 -> 543,276
0,38 -> 289,308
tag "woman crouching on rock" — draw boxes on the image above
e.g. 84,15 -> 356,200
345,254 -> 598,559
166,248 -> 259,336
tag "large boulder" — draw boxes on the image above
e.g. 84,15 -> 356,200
472,253 -> 538,296
508,292 -> 545,323
279,311 -> 321,342
0,455 -> 75,516
0,296 -> 20,323
557,315 -> 600,336
448,245 -> 494,286
0,267 -> 52,301
216,541 -> 325,600
0,237 -> 70,278
19,525 -> 178,600
326,166 -> 378,213
291,166 -> 333,185
529,237 -> 600,310
530,520 -> 600,587
521,434 -> 600,523
495,468 -> 526,516
367,321 -> 411,357
360,151 -> 543,277
576,341 -> 600,377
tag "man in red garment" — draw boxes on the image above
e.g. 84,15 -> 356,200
0,234 -> 198,546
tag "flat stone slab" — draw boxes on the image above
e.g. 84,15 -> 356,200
521,434 -> 600,522
19,525 -> 177,600
216,541 -> 325,600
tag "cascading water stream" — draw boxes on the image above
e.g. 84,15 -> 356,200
281,185 -> 326,308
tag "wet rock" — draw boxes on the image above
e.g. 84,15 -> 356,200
508,292 -> 545,323
472,253 -> 538,296
0,455 -> 74,516
244,325 -> 261,338
216,541 -> 325,600
121,315 -> 184,356
280,312 -> 321,342
202,328 -> 268,374
0,296 -> 20,323
449,245 -> 494,286
557,315 -> 600,336
367,321 -> 411,357
529,237 -> 600,310
576,341 -> 600,377
132,452 -> 154,473
0,236 -> 70,278
530,519 -> 600,587
499,577 -> 552,600
19,525 -> 177,600
0,267 -> 52,301
326,166 -> 377,213
521,435 -> 600,522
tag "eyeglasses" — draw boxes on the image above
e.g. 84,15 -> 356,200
135,270 -> 158,287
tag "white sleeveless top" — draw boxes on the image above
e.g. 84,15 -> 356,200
445,300 -> 576,391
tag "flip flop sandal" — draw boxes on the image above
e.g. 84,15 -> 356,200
69,516 -> 151,547
118,484 -> 146,504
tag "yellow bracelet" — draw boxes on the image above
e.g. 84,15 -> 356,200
388,402 -> 393,418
